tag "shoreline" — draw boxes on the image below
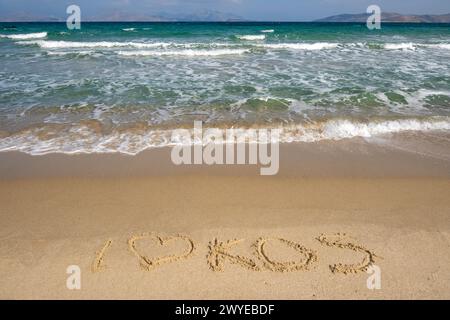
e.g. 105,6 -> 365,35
1,135 -> 450,179
1,117 -> 450,156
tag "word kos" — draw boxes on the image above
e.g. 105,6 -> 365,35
91,232 -> 380,275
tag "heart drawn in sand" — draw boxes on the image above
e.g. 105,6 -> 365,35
128,233 -> 196,271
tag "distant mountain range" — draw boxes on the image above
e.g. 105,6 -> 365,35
2,10 -> 450,23
0,13 -> 61,22
0,10 -> 246,22
316,12 -> 450,23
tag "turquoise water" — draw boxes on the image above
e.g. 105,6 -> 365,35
0,22 -> 449,154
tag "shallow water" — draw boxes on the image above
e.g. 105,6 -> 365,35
0,22 -> 449,154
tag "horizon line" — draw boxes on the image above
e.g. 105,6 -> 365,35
1,20 -> 450,23
1,11 -> 450,23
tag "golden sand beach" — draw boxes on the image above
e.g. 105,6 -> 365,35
0,137 -> 449,299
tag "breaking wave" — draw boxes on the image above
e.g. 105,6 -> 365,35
1,117 -> 448,155
18,40 -> 171,49
0,32 -> 47,40
260,42 -> 339,50
236,35 -> 266,41
13,39 -> 450,53
383,43 -> 450,50
118,48 -> 249,56
384,43 -> 416,50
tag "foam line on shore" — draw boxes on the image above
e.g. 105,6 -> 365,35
0,117 -> 449,155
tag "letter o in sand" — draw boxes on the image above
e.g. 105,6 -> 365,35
254,237 -> 318,272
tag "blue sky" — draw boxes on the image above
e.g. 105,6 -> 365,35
1,0 -> 449,21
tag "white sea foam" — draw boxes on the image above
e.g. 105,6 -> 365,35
15,40 -> 450,53
315,118 -> 450,141
122,28 -> 136,31
260,42 -> 448,51
1,118 -> 449,155
46,50 -> 95,56
260,42 -> 339,50
18,40 -> 171,49
383,43 -> 450,51
279,118 -> 450,143
0,32 -> 47,40
117,49 -> 249,57
261,29 -> 274,33
423,43 -> 450,50
236,35 -> 266,41
384,43 -> 416,50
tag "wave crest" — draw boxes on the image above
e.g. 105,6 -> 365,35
0,32 -> 47,40
118,49 -> 249,56
261,42 -> 339,50
1,117 -> 448,155
18,40 -> 171,49
236,35 -> 266,41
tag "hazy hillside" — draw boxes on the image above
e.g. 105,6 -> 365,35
316,12 -> 450,23
0,10 -> 245,22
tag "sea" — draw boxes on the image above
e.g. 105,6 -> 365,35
0,22 -> 449,155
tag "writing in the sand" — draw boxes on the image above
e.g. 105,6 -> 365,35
91,232 -> 380,275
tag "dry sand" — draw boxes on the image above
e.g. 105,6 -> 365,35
0,138 -> 449,299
